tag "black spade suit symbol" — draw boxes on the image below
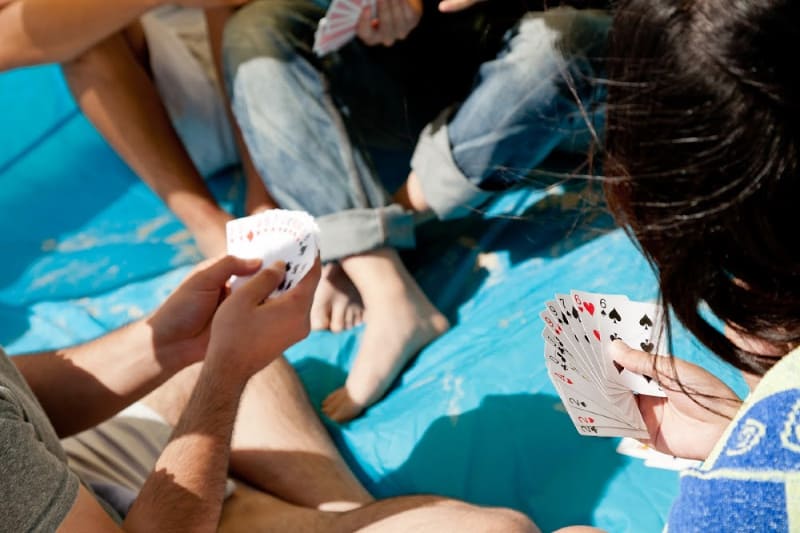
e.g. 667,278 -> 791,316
609,308 -> 621,323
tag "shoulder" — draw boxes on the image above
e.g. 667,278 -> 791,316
667,348 -> 800,532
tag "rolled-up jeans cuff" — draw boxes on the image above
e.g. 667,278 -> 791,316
411,110 -> 494,221
317,204 -> 416,262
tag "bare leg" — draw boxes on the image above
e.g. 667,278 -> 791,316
204,7 -> 278,218
143,357 -> 372,509
220,483 -> 538,533
62,30 -> 232,258
322,248 -> 449,422
393,171 -> 431,214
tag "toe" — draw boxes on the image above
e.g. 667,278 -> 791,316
310,302 -> 332,330
329,300 -> 348,333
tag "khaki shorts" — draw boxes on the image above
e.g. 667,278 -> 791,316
140,6 -> 239,177
62,403 -> 236,518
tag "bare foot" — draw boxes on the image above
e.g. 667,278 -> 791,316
322,249 -> 449,423
311,263 -> 365,332
245,206 -> 363,333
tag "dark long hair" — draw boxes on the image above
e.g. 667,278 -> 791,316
604,0 -> 800,376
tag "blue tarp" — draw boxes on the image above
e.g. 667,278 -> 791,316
0,65 -> 747,532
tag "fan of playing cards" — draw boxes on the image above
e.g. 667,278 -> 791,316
313,0 -> 377,56
226,209 -> 320,296
541,291 -> 669,439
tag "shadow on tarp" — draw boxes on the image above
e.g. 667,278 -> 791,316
372,392 -> 625,532
404,178 -> 614,321
289,357 -> 627,532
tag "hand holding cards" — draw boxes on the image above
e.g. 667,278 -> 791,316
226,210 -> 320,296
541,290 -> 668,439
313,0 -> 376,56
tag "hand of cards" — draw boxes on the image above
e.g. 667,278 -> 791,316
226,209 -> 320,296
313,0 -> 376,56
541,291 -> 668,439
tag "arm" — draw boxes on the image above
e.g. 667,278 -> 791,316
58,259 -> 321,532
0,0 -> 250,71
0,0 -> 162,70
12,255 -> 262,437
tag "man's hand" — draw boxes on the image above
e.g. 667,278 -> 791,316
610,341 -> 743,461
205,258 -> 321,383
148,255 -> 262,367
437,0 -> 485,13
357,0 -> 422,47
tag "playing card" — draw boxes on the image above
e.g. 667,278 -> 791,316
226,209 -> 320,297
544,299 -> 605,387
569,291 -> 629,381
540,290 -> 670,439
312,0 -> 377,56
544,333 -> 649,434
615,436 -> 657,459
616,438 -> 701,471
552,379 -> 648,438
594,298 -> 668,396
545,348 -> 642,427
643,454 -> 702,471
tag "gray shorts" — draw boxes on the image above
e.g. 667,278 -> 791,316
61,403 -> 236,519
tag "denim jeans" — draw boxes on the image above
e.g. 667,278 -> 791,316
223,1 -> 608,261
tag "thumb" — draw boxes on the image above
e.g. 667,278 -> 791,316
608,340 -> 658,376
237,261 -> 286,304
438,0 -> 482,13
191,255 -> 263,290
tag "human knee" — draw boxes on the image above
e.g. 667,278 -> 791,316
484,507 -> 540,533
222,0 -> 317,86
443,501 -> 538,533
61,37 -> 120,85
494,9 -> 607,94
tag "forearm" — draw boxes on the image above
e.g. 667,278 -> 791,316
12,319 -> 190,437
0,0 -> 162,70
124,362 -> 244,533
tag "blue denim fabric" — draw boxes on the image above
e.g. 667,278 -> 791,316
223,1 -> 608,260
222,0 -> 414,261
412,9 -> 609,219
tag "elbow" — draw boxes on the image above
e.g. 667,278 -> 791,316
0,44 -> 23,72
0,42 -> 48,72
0,45 -> 82,73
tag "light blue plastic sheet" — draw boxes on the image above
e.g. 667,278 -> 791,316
0,65 -> 747,532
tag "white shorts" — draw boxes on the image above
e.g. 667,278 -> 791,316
140,7 -> 239,177
61,402 -> 236,518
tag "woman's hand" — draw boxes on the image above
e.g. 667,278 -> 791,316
610,340 -> 743,461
